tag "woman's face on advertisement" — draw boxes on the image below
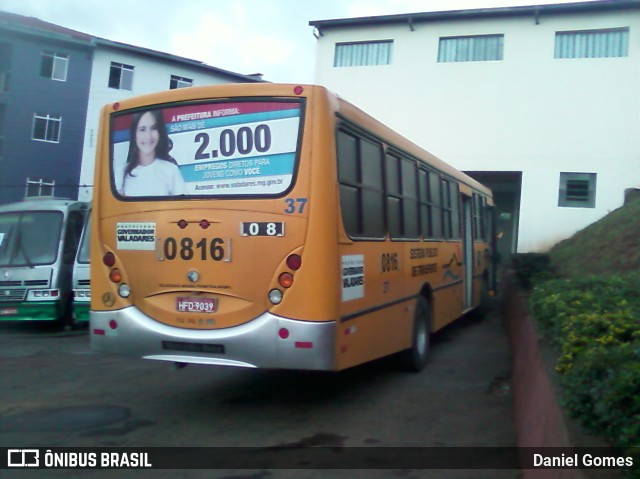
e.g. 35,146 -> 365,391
136,112 -> 159,158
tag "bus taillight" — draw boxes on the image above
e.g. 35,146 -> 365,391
103,252 -> 115,267
286,254 -> 302,270
109,269 -> 122,283
278,273 -> 294,288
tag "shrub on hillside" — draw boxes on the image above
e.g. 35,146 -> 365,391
530,274 -> 640,451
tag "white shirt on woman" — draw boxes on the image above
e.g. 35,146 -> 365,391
122,159 -> 187,196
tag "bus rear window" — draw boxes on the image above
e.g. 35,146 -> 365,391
110,99 -> 303,199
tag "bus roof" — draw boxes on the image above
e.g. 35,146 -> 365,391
0,198 -> 88,213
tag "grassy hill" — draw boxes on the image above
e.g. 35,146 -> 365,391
548,192 -> 640,278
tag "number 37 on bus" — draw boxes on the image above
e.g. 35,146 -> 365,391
90,84 -> 497,372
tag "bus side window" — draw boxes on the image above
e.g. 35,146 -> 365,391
442,179 -> 452,239
450,182 -> 460,239
337,128 -> 385,239
387,153 -> 419,239
419,168 -> 439,239
386,153 -> 402,237
400,157 -> 419,238
62,211 -> 84,264
360,138 -> 385,238
430,173 -> 442,239
472,194 -> 486,241
337,130 -> 360,236
441,179 -> 460,240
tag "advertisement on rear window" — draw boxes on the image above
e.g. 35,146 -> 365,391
111,101 -> 302,198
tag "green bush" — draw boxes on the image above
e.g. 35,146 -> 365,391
561,344 -> 640,447
529,273 -> 640,452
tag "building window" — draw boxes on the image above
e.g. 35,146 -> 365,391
334,40 -> 393,67
170,75 -> 193,89
40,51 -> 68,81
32,113 -> 61,143
555,28 -> 629,59
438,34 -> 504,63
108,62 -> 134,90
558,172 -> 597,208
25,178 -> 55,197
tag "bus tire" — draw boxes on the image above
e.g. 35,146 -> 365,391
399,295 -> 431,372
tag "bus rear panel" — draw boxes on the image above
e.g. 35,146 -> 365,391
91,85 -> 340,369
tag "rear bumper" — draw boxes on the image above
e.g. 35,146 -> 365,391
90,307 -> 337,371
0,301 -> 61,321
73,302 -> 90,322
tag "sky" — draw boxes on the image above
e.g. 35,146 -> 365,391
2,0 -> 601,83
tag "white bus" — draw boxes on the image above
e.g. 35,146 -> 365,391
73,207 -> 91,323
0,198 -> 88,328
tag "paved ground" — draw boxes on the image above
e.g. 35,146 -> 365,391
0,298 -> 517,479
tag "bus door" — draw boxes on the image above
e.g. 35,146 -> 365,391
462,195 -> 473,310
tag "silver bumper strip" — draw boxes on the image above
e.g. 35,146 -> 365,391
91,307 -> 336,371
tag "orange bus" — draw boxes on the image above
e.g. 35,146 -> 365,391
90,83 -> 495,372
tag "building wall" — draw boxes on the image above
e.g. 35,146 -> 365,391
0,30 -> 92,204
313,8 -> 640,252
78,47 -> 257,201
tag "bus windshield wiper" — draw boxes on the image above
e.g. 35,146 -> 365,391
14,216 -> 34,268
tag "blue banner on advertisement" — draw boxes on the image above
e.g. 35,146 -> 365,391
179,153 -> 295,183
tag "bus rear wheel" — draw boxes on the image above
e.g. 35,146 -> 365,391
399,295 -> 431,372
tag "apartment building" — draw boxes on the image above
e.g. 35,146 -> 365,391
0,11 -> 261,205
310,0 -> 640,256
0,13 -> 93,203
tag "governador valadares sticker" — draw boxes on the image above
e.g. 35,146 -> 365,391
116,222 -> 156,250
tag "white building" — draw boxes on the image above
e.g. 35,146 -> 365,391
78,39 -> 261,202
310,0 -> 640,257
